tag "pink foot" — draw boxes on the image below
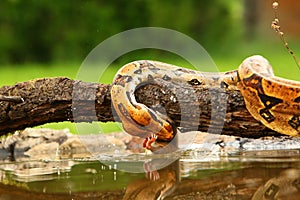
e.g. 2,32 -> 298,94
143,134 -> 158,150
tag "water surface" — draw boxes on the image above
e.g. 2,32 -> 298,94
1,148 -> 300,200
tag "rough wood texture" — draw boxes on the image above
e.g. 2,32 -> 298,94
0,77 -> 281,138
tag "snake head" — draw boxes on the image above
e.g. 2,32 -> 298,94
116,102 -> 178,152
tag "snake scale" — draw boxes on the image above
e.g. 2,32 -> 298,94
111,55 -> 300,150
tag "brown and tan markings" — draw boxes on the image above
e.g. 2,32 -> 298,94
111,55 -> 300,151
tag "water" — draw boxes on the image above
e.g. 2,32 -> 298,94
0,149 -> 300,200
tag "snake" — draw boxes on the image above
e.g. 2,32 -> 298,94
111,55 -> 300,151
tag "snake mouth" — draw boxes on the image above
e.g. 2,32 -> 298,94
151,120 -> 178,153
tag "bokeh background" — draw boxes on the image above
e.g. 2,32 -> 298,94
0,0 -> 299,132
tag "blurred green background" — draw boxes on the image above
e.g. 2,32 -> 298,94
0,0 -> 299,133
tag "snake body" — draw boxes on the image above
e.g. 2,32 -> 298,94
111,55 -> 300,149
238,56 -> 300,136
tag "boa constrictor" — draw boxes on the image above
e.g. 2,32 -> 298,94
111,55 -> 300,150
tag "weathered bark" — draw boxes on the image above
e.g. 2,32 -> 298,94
0,77 -> 281,138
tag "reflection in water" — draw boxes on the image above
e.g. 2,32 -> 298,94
123,160 -> 179,200
252,169 -> 300,200
0,149 -> 300,199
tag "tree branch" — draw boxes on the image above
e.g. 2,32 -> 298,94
0,77 -> 281,138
